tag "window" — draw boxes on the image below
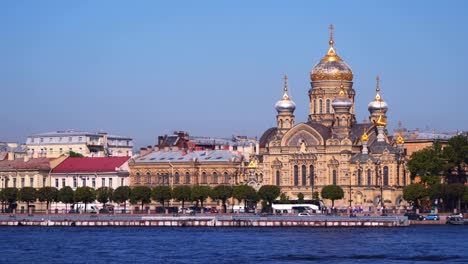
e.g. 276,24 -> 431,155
30,177 -> 34,187
185,172 -> 191,184
62,178 -> 66,188
332,170 -> 337,185
301,165 -> 307,186
13,178 -> 17,188
135,173 -> 141,184
309,165 -> 315,186
224,172 -> 229,184
5,178 -> 9,188
276,170 -> 280,186
212,172 -> 218,184
73,178 -> 77,188
69,137 -> 72,142
383,166 -> 389,186
367,169 -> 372,186
174,172 -> 180,184
120,178 -> 124,186
55,179 -> 59,188
319,99 -> 323,114
293,165 -> 299,186
313,99 -> 316,114
43,177 -> 46,187
49,148 -> 53,153
109,178 -> 113,188
92,178 -> 96,188
147,173 -> 151,184
49,137 -> 53,142
326,99 -> 331,113
59,148 -> 63,154
82,178 -> 86,187
21,178 -> 25,188
102,178 -> 105,187
201,172 -> 207,184
357,169 -> 362,186
59,137 -> 62,142
78,137 -> 82,142
40,138 -> 44,143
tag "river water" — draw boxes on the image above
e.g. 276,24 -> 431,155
0,225 -> 466,263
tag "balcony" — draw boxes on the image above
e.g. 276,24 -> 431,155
87,140 -> 104,147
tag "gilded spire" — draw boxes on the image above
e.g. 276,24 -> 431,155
361,122 -> 369,142
329,24 -> 334,46
339,80 -> 345,97
282,74 -> 289,100
375,75 -> 381,101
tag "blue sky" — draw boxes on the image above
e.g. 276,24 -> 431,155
1,0 -> 467,148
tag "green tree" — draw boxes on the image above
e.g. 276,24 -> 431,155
112,186 -> 130,212
191,186 -> 211,209
258,185 -> 280,212
321,185 -> 344,208
96,187 -> 114,207
313,191 -> 320,200
58,186 -> 75,210
172,186 -> 192,211
37,187 -> 58,210
129,186 -> 151,211
447,183 -> 465,212
69,151 -> 84,157
2,188 -> 18,212
279,193 -> 288,204
403,184 -> 427,210
407,142 -> 446,180
297,192 -> 305,203
210,185 -> 233,213
74,187 -> 96,212
18,187 -> 37,209
232,185 -> 258,208
151,186 -> 173,211
443,135 -> 468,182
429,183 -> 448,212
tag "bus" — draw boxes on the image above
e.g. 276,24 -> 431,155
272,200 -> 325,214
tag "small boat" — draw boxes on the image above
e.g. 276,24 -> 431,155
446,215 -> 468,225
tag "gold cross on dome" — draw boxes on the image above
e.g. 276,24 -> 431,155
329,24 -> 334,43
283,75 -> 288,91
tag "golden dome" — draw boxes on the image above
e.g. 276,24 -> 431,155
361,132 -> 369,142
396,135 -> 405,144
375,115 -> 387,126
310,25 -> 353,82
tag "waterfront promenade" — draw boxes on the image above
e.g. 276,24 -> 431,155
0,213 -> 409,227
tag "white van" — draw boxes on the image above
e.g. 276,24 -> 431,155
233,205 -> 245,213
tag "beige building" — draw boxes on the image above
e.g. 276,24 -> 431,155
26,130 -> 133,158
258,26 -> 410,211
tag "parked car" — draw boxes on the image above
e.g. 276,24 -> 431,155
404,212 -> 424,221
298,212 -> 311,216
209,207 -> 219,213
424,214 -> 440,221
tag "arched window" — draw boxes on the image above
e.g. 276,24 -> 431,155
301,165 -> 307,186
294,165 -> 299,186
367,169 -> 372,186
135,173 -> 141,184
224,172 -> 229,184
157,173 -> 162,185
403,169 -> 407,186
396,164 -> 400,186
201,172 -> 207,184
146,173 -> 151,185
383,166 -> 389,186
174,172 -> 180,184
326,99 -> 331,113
332,170 -> 337,185
319,99 -> 323,114
313,99 -> 316,114
185,172 -> 191,184
309,165 -> 315,186
213,172 -> 218,184
357,169 -> 362,186
276,170 -> 281,186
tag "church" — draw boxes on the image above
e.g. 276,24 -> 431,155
258,26 -> 409,210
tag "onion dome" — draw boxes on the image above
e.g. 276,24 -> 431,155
396,135 -> 405,144
310,25 -> 353,82
361,131 -> 369,142
275,75 -> 296,112
332,81 -> 353,109
368,75 -> 388,114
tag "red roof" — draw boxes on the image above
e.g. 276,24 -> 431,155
52,157 -> 129,173
0,158 -> 52,171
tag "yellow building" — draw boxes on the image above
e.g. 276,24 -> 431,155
26,130 -> 133,158
258,26 -> 410,211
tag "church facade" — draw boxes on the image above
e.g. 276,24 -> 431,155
258,26 -> 409,210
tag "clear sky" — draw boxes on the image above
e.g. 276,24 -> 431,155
1,0 -> 467,148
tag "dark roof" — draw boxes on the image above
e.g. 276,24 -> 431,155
0,158 -> 52,171
305,121 -> 332,140
52,157 -> 129,173
349,123 -> 367,142
349,153 -> 378,164
259,127 -> 277,148
369,141 -> 399,154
